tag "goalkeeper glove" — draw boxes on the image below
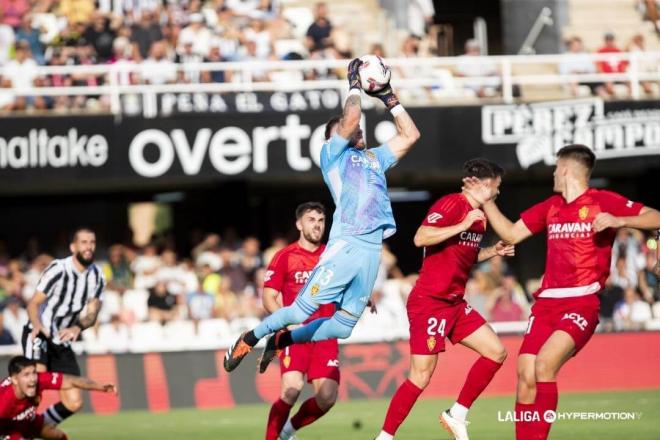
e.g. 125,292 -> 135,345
347,58 -> 363,91
367,83 -> 400,110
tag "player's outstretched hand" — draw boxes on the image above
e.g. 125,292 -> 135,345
593,212 -> 624,232
494,240 -> 515,257
461,209 -> 486,231
347,58 -> 363,91
102,383 -> 118,395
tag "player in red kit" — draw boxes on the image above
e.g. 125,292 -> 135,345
376,159 -> 515,440
0,356 -> 117,440
463,144 -> 660,440
262,202 -> 339,440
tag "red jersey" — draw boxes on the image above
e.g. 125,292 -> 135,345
521,188 -> 643,298
264,242 -> 335,320
412,193 -> 485,302
0,372 -> 63,422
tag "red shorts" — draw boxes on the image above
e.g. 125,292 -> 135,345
519,294 -> 600,356
0,414 -> 44,439
407,293 -> 486,355
278,339 -> 340,383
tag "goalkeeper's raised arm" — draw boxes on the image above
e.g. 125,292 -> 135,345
367,78 -> 421,160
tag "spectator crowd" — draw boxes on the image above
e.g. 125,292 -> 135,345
0,0 -> 656,113
0,227 -> 657,351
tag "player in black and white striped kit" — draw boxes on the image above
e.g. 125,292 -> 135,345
21,227 -> 105,427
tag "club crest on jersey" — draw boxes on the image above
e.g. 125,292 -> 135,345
427,336 -> 436,351
579,206 -> 589,220
310,284 -> 320,296
283,355 -> 291,368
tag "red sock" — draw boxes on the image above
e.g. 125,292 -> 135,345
535,382 -> 558,440
456,356 -> 503,408
290,397 -> 328,430
266,399 -> 293,440
515,401 -> 535,440
382,379 -> 424,435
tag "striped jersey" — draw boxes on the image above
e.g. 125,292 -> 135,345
28,256 -> 105,345
320,133 -> 398,243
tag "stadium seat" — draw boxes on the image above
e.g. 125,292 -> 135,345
162,320 -> 196,351
280,7 -> 314,38
96,289 -> 122,324
129,321 -> 165,352
196,318 -> 232,349
122,289 -> 150,322
97,323 -> 131,353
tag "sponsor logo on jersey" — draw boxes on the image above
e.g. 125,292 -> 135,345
51,373 -> 59,384
578,206 -> 589,220
626,200 -> 634,208
350,153 -> 380,171
327,359 -> 340,367
465,304 -> 473,315
562,312 -> 588,331
459,231 -> 483,248
310,284 -> 320,296
294,270 -> 312,284
427,335 -> 436,351
427,212 -> 443,224
547,222 -> 592,239
283,355 -> 291,368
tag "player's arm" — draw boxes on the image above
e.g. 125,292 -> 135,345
262,287 -> 283,314
368,85 -> 420,161
335,58 -> 363,140
477,240 -> 515,262
61,374 -> 117,395
462,177 -> 533,244
27,291 -> 50,339
414,209 -> 485,247
59,298 -> 102,343
593,206 -> 660,232
481,201 -> 533,245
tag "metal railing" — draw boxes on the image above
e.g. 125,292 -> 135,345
0,52 -> 658,116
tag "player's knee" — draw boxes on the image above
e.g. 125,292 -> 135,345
63,397 -> 83,413
517,365 -> 536,390
491,346 -> 507,364
282,386 -> 302,404
409,367 -> 433,389
315,386 -> 338,411
534,356 -> 555,381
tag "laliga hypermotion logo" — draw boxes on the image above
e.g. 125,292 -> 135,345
481,98 -> 660,168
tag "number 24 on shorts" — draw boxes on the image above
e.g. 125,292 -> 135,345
427,317 -> 446,337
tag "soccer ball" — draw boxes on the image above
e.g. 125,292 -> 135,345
358,54 -> 391,92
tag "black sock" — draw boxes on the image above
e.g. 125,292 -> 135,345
243,330 -> 259,347
44,402 -> 75,425
276,331 -> 293,349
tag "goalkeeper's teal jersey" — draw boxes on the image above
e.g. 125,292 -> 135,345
319,133 -> 398,244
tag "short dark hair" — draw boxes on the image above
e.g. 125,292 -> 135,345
324,115 -> 342,140
71,226 -> 95,243
556,144 -> 595,172
296,202 -> 326,219
8,356 -> 36,376
462,158 -> 504,179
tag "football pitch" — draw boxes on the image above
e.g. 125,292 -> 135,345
63,389 -> 660,439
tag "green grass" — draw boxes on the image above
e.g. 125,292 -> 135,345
63,390 -> 660,439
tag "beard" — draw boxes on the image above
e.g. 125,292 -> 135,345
303,230 -> 322,245
76,251 -> 95,267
